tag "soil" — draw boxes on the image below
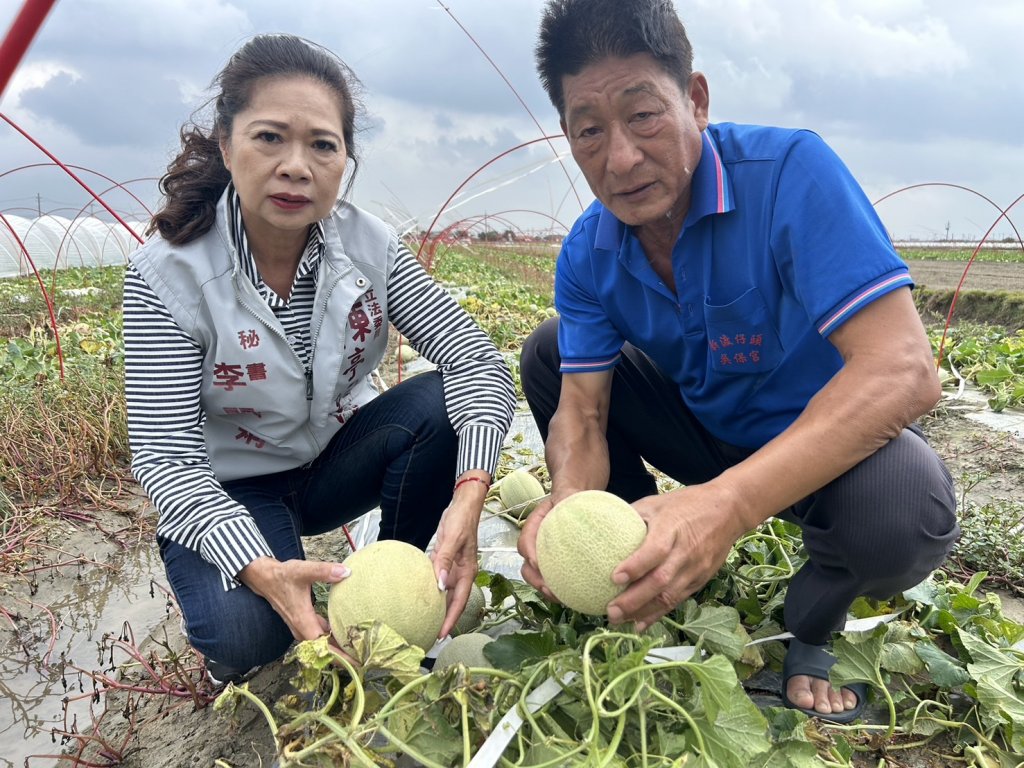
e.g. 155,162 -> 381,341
904,258 -> 1024,294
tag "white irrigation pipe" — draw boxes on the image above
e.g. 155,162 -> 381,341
946,356 -> 967,400
465,671 -> 578,768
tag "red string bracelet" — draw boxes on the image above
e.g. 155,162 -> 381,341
454,476 -> 490,493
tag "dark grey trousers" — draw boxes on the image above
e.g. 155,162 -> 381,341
520,318 -> 959,644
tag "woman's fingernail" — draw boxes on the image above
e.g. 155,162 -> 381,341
332,565 -> 350,579
438,569 -> 448,591
607,607 -> 623,623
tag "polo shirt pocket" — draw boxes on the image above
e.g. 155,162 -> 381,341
704,287 -> 783,374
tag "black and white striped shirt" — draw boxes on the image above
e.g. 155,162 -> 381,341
124,190 -> 516,589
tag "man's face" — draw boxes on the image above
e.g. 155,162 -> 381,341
561,54 -> 709,237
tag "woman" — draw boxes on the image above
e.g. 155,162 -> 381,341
123,34 -> 516,683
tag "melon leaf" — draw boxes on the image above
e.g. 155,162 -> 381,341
679,600 -> 746,660
386,688 -> 463,767
484,630 -> 559,671
343,621 -> 427,683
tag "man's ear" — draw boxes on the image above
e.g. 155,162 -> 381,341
688,72 -> 711,130
560,117 -> 568,138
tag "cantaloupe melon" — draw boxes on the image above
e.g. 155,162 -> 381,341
395,343 -> 419,362
434,632 -> 492,670
452,583 -> 486,636
327,539 -> 445,653
499,468 -> 545,521
535,490 -> 646,615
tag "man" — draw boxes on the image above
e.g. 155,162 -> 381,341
517,0 -> 958,722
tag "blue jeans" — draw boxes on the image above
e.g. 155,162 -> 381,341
160,372 -> 457,670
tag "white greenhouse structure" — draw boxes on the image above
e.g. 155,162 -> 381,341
0,215 -> 147,278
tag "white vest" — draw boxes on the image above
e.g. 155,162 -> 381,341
130,194 -> 396,481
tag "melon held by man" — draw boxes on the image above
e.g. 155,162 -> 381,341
535,490 -> 647,615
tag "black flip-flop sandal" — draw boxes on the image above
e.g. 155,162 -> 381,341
781,637 -> 868,724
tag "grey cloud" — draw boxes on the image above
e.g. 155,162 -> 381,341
410,126 -> 527,169
307,1 -> 550,119
3,0 -> 1020,242
782,74 -> 1023,146
18,70 -> 193,149
704,56 -> 1022,148
27,0 -> 251,59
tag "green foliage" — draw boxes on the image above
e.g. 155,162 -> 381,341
898,247 -> 1024,265
0,313 -> 125,382
915,289 -> 1024,331
0,264 -> 124,383
222,585 -> 782,767
0,265 -> 124,335
429,244 -> 554,354
0,267 -> 128,508
949,494 -> 1024,596
932,325 -> 1024,410
216,534 -> 1024,767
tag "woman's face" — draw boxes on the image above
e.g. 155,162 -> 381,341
220,75 -> 347,249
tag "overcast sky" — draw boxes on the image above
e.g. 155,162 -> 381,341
1,0 -> 1022,243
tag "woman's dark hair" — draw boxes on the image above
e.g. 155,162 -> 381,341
148,34 -> 362,245
536,0 -> 694,118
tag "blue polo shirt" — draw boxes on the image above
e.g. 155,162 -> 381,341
555,123 -> 912,449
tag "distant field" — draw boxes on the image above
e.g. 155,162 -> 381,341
901,257 -> 1024,330
904,258 -> 1024,294
896,245 -> 1024,264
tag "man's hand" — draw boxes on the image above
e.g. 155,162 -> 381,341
432,480 -> 488,638
605,484 -> 747,629
516,497 -> 559,602
239,557 -> 349,641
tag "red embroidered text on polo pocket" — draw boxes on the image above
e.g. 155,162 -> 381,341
704,287 -> 783,374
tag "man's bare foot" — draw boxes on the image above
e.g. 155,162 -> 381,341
786,673 -> 859,715
781,638 -> 866,723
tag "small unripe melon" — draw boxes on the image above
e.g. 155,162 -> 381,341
395,343 -> 419,362
499,468 -> 545,520
536,490 -> 646,615
327,540 -> 445,653
452,583 -> 486,636
434,632 -> 492,671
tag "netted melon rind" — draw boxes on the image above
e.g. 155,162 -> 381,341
327,540 -> 445,653
536,490 -> 646,615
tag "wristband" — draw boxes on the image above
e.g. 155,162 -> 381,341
453,476 -> 490,493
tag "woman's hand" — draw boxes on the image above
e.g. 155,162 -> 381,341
239,557 -> 350,641
431,474 -> 489,638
